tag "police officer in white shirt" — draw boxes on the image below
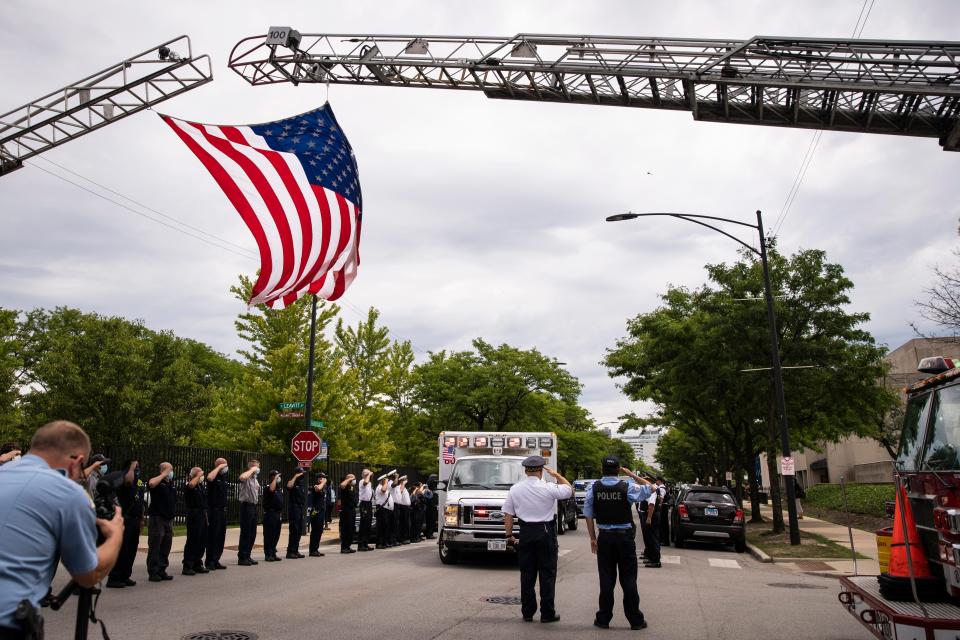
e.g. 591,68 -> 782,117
357,469 -> 375,551
374,474 -> 394,549
502,455 -> 573,624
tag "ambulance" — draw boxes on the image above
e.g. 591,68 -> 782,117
436,431 -> 578,565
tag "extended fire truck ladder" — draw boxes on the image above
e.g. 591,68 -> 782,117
0,35 -> 213,176
228,31 -> 960,151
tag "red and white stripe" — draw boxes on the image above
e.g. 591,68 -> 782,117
161,115 -> 360,307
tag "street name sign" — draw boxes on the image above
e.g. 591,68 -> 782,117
291,430 -> 323,463
279,411 -> 304,419
277,401 -> 305,410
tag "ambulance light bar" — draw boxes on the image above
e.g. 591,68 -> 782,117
475,436 -> 488,447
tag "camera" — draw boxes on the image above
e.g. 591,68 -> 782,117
94,470 -> 125,521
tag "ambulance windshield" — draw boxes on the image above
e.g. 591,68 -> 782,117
449,459 -> 525,489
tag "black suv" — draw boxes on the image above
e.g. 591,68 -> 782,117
671,485 -> 745,553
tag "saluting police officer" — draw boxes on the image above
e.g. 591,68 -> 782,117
584,457 -> 653,630
502,456 -> 573,624
106,459 -> 145,588
182,466 -> 209,575
204,458 -> 229,571
263,470 -> 284,562
357,469 -> 375,551
286,467 -> 307,559
308,472 -> 327,557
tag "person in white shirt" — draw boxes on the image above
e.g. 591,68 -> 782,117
375,474 -> 395,548
392,476 -> 411,545
502,455 -> 573,624
357,469 -> 375,551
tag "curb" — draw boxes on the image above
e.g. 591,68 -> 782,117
746,542 -> 772,563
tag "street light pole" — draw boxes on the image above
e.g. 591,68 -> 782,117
606,209 -> 801,544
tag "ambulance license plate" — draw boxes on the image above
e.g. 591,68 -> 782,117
705,506 -> 718,517
488,540 -> 507,551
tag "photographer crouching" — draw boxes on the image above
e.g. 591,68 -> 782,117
0,421 -> 123,639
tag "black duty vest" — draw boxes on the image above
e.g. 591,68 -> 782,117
592,480 -> 633,525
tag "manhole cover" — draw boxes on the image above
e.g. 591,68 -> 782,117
767,583 -> 828,589
482,595 -> 522,605
182,632 -> 259,640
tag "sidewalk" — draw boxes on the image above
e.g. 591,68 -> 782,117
135,518 -> 344,557
752,504 -> 881,576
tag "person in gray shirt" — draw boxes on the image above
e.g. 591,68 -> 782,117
237,459 -> 262,566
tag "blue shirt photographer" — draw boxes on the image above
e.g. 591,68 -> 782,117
0,454 -> 98,628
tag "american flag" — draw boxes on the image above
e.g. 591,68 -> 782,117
442,446 -> 456,464
161,105 -> 361,307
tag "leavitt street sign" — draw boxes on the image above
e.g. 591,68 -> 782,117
277,401 -> 305,410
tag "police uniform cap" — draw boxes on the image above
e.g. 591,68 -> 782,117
377,473 -> 388,481
90,453 -> 110,465
521,455 -> 546,469
602,455 -> 620,470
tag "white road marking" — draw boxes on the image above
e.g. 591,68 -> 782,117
558,549 -> 572,557
660,555 -> 681,564
708,558 -> 741,569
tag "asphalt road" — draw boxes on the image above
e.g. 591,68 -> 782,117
44,524 -> 870,640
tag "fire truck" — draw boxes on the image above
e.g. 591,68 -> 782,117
839,356 -> 960,639
435,431 -> 578,565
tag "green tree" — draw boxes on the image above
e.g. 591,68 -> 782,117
606,246 -> 897,532
0,308 -> 25,441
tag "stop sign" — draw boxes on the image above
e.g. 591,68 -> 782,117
291,430 -> 323,463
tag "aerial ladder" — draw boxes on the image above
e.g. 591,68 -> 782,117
0,35 -> 213,176
228,30 -> 960,151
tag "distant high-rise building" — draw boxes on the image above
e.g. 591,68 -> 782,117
615,428 -> 665,469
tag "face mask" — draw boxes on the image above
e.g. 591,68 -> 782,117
134,469 -> 141,480
252,468 -> 259,476
276,476 -> 281,484
352,479 -> 357,486
221,467 -> 228,475
167,471 -> 174,481
12,454 -> 21,462
100,465 -> 108,474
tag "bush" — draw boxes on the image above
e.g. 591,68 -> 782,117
805,483 -> 895,517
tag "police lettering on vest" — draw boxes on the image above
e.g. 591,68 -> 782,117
592,480 -> 633,525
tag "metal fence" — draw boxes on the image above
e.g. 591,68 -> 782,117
99,443 -> 425,525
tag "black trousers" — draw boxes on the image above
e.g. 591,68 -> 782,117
238,502 -> 258,560
425,503 -> 438,538
183,508 -> 208,568
595,528 -> 644,627
206,507 -> 226,567
376,506 -> 392,546
411,508 -> 425,540
287,503 -> 304,554
358,501 -> 373,547
146,515 -> 173,577
642,511 -> 661,563
518,521 -> 558,620
309,506 -> 326,553
108,514 -> 141,581
398,504 -> 413,542
263,510 -> 282,558
339,508 -> 356,550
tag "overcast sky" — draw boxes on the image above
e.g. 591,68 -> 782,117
2,1 -> 958,426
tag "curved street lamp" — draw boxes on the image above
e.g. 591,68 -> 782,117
606,209 -> 801,545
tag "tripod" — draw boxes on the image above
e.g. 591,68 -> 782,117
50,581 -> 101,640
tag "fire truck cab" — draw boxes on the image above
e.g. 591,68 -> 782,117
839,356 -> 960,639
435,431 -> 576,565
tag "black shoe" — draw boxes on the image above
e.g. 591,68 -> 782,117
285,553 -> 300,559
296,552 -> 306,558
238,558 -> 257,566
376,545 -> 386,549
194,565 -> 209,574
160,573 -> 173,581
631,621 -> 648,630
426,535 -> 436,539
358,546 -> 372,552
182,567 -> 196,576
264,556 -> 276,562
644,562 -> 662,568
105,579 -> 127,589
340,548 -> 356,554
272,555 -> 282,562
148,575 -> 163,582
399,541 -> 410,545
593,620 -> 609,629
541,614 -> 560,623
523,617 -> 534,623
309,551 -> 324,557
214,563 -> 228,570
124,579 -> 137,587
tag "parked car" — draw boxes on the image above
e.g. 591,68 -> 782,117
573,479 -> 597,518
557,493 -> 578,533
671,485 -> 745,553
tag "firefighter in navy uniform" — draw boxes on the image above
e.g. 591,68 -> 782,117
423,474 -> 439,539
261,470 -> 283,561
286,468 -> 307,559
106,459 -> 145,588
502,455 -> 573,624
204,458 -> 229,571
308,472 -> 328,557
584,457 -> 654,630
182,467 -> 210,575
